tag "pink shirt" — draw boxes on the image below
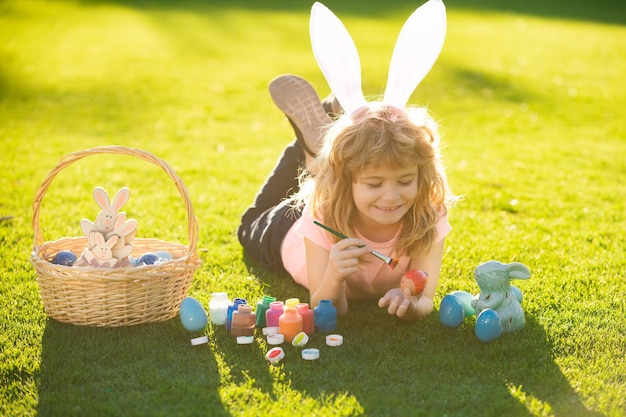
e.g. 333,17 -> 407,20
281,206 -> 451,299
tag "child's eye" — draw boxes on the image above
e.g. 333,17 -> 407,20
366,183 -> 382,188
399,179 -> 415,186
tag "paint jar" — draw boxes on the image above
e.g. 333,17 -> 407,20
230,305 -> 256,337
296,303 -> 314,335
208,292 -> 231,325
226,298 -> 247,331
279,307 -> 303,343
285,298 -> 300,309
265,301 -> 284,328
255,295 -> 276,328
314,299 -> 337,332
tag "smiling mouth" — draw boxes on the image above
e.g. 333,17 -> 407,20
375,204 -> 402,211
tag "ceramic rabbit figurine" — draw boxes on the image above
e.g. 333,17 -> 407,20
80,187 -> 130,247
77,186 -> 137,268
82,232 -> 119,268
106,212 -> 136,263
471,260 -> 531,333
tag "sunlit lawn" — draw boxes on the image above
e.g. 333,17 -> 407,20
1,0 -> 624,416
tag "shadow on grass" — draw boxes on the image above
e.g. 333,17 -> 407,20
37,318 -> 230,417
231,259 -> 602,416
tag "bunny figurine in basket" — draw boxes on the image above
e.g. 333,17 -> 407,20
75,187 -> 137,268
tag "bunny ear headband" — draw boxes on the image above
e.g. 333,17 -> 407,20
310,0 -> 446,116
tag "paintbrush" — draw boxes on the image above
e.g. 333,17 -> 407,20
313,220 -> 399,269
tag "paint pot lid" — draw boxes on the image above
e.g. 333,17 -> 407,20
326,334 -> 343,346
302,348 -> 320,360
266,347 -> 285,363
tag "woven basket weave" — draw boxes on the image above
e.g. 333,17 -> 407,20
30,146 -> 201,327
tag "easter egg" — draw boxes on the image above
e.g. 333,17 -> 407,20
154,251 -> 173,262
179,297 -> 208,332
475,309 -> 502,342
137,253 -> 159,266
401,270 -> 428,296
511,285 -> 523,303
439,294 -> 465,328
52,250 -> 77,266
450,290 -> 476,317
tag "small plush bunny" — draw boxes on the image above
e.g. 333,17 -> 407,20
471,260 -> 531,333
80,187 -> 130,247
81,232 -> 119,268
105,212 -> 137,261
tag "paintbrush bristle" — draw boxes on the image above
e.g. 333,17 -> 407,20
388,258 -> 399,270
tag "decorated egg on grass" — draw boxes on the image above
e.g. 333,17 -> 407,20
52,250 -> 77,266
475,309 -> 502,342
450,290 -> 475,317
439,294 -> 465,328
401,270 -> 428,296
179,297 -> 208,332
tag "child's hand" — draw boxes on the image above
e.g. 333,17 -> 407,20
327,238 -> 370,282
378,288 -> 434,320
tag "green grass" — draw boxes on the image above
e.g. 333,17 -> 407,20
1,0 -> 625,415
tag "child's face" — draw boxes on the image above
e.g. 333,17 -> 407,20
351,164 -> 418,231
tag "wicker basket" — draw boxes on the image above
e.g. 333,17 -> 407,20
30,146 -> 201,327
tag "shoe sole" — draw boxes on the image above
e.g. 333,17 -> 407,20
269,75 -> 332,156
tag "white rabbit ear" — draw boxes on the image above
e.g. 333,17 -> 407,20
93,187 -> 111,210
106,235 -> 119,248
383,0 -> 446,109
114,213 -> 127,229
94,232 -> 105,245
111,187 -> 130,212
310,2 -> 368,115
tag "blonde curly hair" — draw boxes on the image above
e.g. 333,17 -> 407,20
299,102 -> 454,257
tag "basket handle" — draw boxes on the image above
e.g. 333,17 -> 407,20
32,146 -> 199,257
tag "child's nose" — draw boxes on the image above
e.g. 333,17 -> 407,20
382,184 -> 401,200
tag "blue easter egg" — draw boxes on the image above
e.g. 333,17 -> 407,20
179,297 -> 208,332
439,294 -> 465,328
52,250 -> 77,266
511,285 -> 523,303
137,253 -> 159,266
450,290 -> 476,317
154,251 -> 173,262
475,309 -> 503,342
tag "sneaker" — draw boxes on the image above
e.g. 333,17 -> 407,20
269,74 -> 332,157
322,93 -> 342,120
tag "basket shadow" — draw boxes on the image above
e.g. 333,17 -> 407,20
36,318 -> 229,417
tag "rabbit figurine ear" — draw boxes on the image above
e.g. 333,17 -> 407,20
384,0 -> 446,109
310,2 -> 368,115
93,187 -> 111,210
111,187 -> 130,212
506,262 -> 531,280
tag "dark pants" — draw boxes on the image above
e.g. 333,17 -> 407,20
237,140 -> 305,274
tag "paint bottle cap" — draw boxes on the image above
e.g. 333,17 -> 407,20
267,333 -> 284,345
326,334 -> 343,346
266,347 -> 285,364
291,332 -> 309,347
262,326 -> 279,336
190,335 -> 209,346
301,348 -> 320,360
236,336 -> 254,345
